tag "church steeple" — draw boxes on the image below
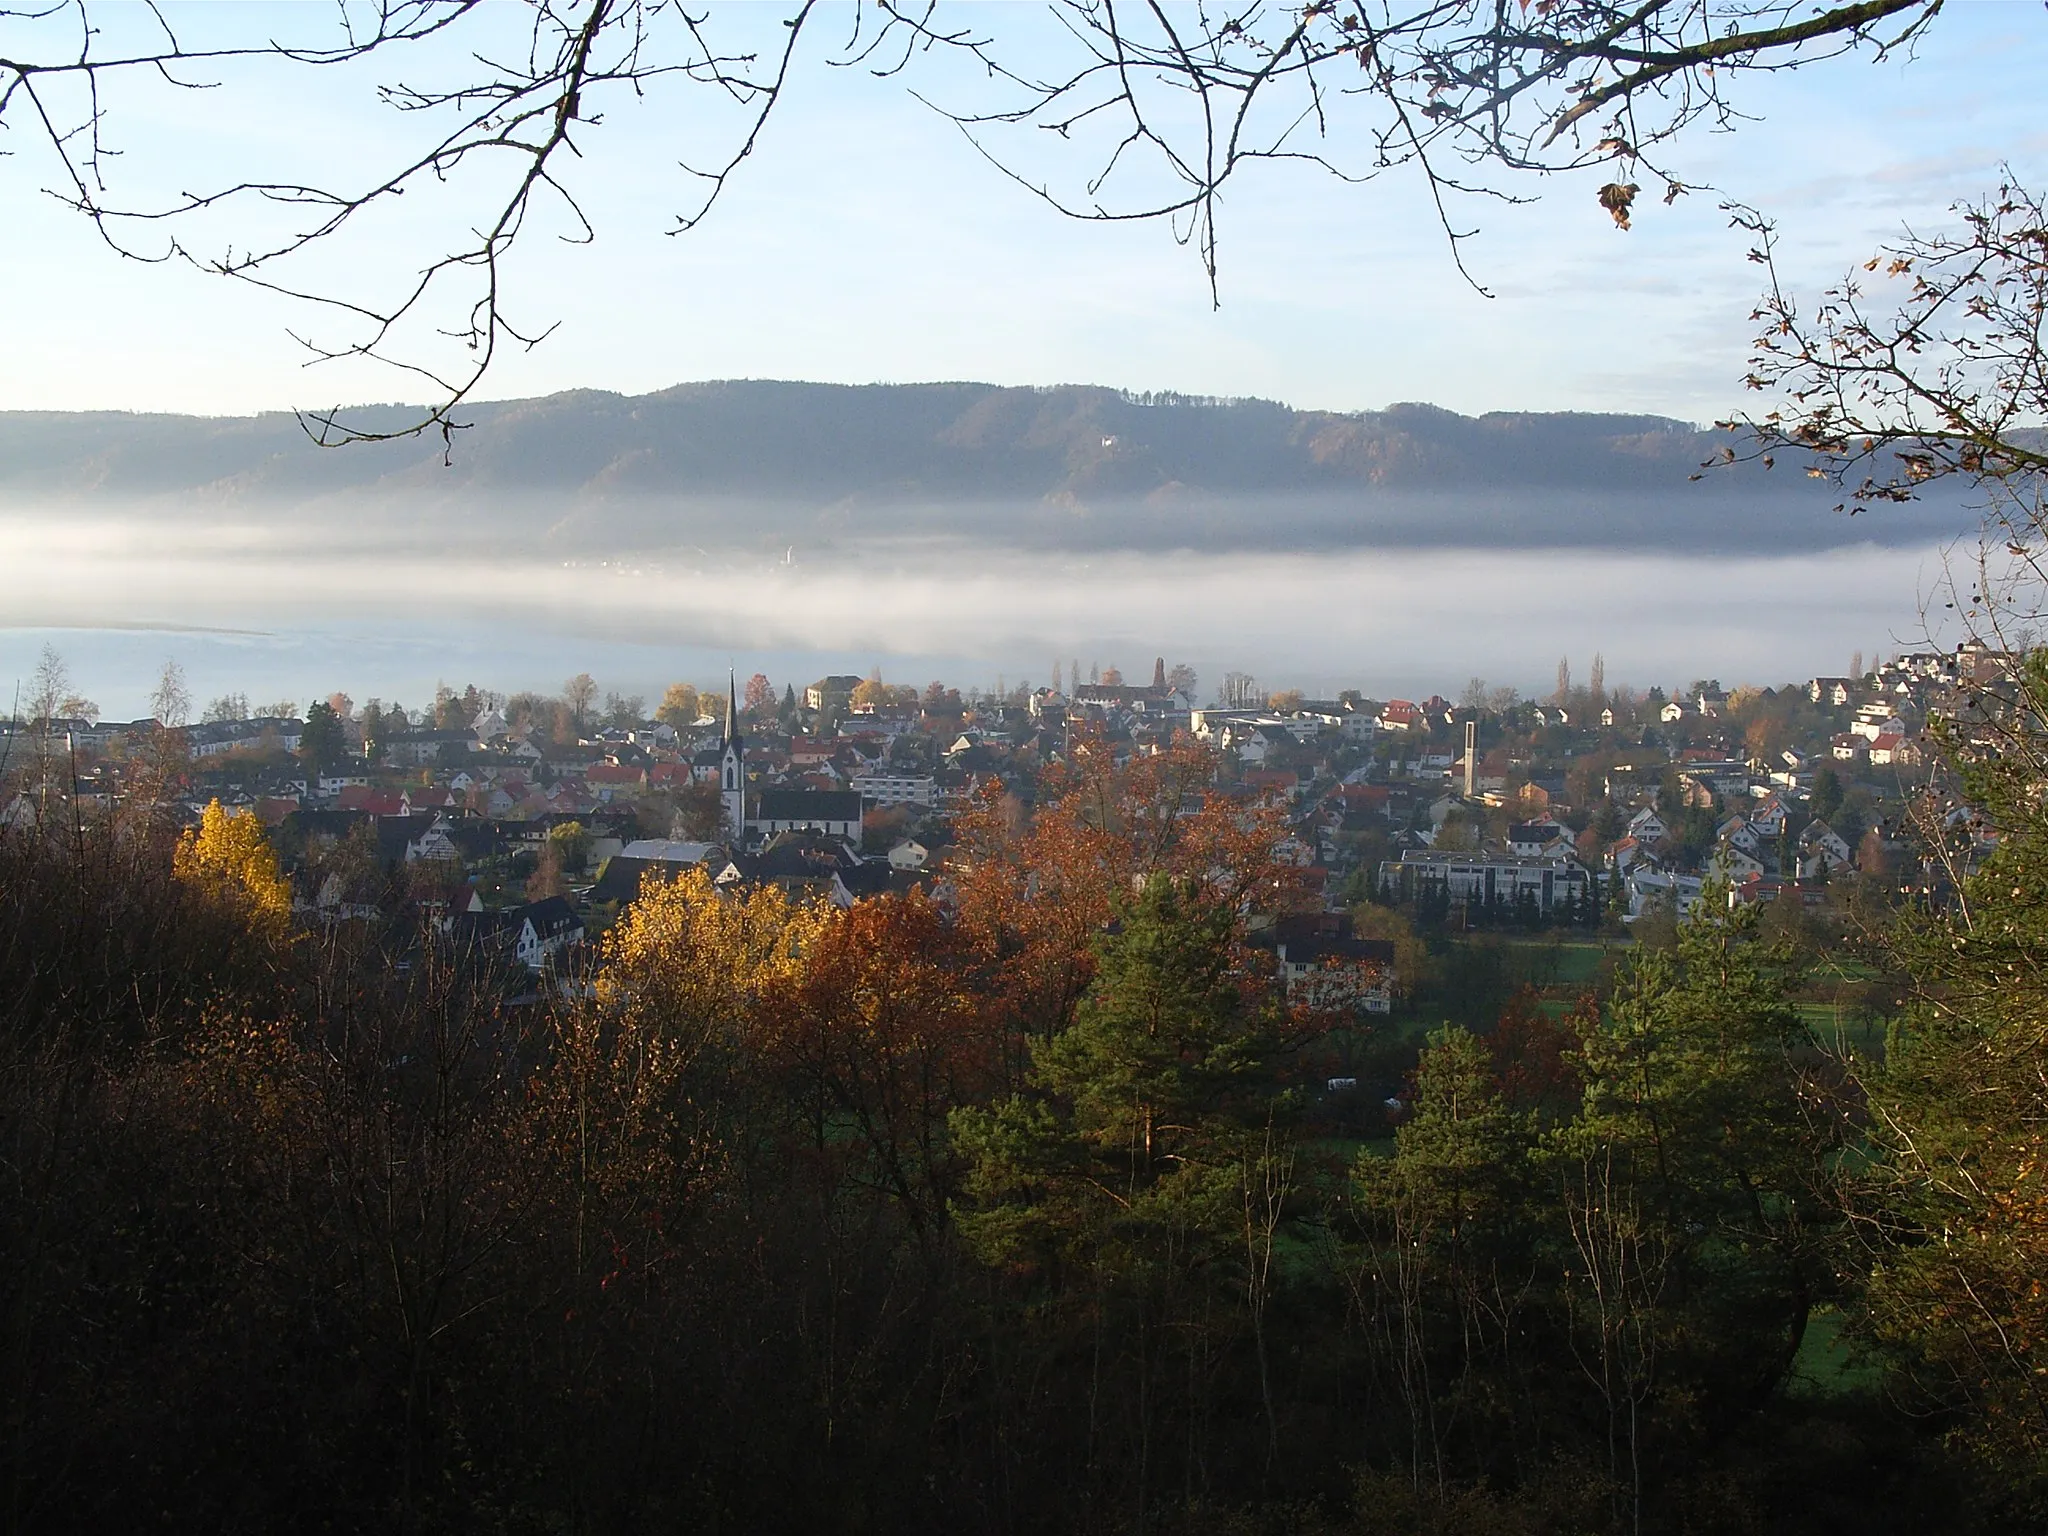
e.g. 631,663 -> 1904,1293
720,669 -> 746,844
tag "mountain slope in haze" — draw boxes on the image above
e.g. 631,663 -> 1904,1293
0,380 -> 1965,553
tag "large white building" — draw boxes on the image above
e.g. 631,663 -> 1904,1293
852,772 -> 938,809
1380,848 -> 1591,913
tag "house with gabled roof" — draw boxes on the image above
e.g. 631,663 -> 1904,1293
1627,806 -> 1669,844
1748,793 -> 1789,836
1797,819 -> 1853,874
1707,841 -> 1767,883
1507,820 -> 1568,857
1253,911 -> 1397,1015
1717,815 -> 1764,857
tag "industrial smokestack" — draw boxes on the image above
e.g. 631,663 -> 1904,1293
1464,719 -> 1477,800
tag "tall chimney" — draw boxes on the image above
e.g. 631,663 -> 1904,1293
1464,719 -> 1477,800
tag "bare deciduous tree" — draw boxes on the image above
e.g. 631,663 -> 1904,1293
1737,182 -> 2048,510
563,672 -> 599,732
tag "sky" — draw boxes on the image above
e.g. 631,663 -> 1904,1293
1,1 -> 2042,713
2,1 -> 2044,425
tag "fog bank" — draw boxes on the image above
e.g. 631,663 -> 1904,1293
0,510 -> 1959,715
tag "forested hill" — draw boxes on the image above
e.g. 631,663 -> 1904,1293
0,380 -> 1966,551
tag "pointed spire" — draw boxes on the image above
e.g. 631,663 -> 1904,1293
724,668 -> 740,747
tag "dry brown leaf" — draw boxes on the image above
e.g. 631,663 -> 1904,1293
1598,182 -> 1639,230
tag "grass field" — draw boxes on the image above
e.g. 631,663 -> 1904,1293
1796,1000 -> 1888,1054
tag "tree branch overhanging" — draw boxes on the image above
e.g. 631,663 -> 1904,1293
0,0 -> 1953,444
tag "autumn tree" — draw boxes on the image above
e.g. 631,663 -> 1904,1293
359,700 -> 388,760
851,668 -> 887,712
743,672 -> 774,718
656,682 -> 702,730
174,799 -> 293,939
766,892 -> 989,1236
597,866 -> 826,1066
548,820 -> 592,874
951,736 -> 1302,1082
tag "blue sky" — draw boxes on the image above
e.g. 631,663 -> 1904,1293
4,1 -> 2044,424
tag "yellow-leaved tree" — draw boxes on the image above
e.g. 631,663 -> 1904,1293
597,866 -> 826,1059
530,867 -> 828,1250
173,799 -> 292,937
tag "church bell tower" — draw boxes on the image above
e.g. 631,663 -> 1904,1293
720,670 -> 746,844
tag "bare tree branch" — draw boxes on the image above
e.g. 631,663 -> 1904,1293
0,0 -> 1953,446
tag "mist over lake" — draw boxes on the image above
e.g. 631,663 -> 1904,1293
0,509 -> 1963,716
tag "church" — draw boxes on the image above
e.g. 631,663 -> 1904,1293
718,673 -> 864,850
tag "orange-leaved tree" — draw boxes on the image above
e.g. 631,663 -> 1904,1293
763,890 -> 995,1236
949,735 -> 1303,1081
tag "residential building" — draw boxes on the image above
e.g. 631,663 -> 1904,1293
852,772 -> 939,809
1379,848 -> 1591,914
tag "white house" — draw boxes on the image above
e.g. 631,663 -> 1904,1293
1507,820 -> 1568,857
1717,816 -> 1765,856
1708,842 -> 1767,883
511,897 -> 584,971
1797,819 -> 1853,876
886,838 -> 931,870
1749,794 -> 1790,835
1627,807 -> 1669,844
1626,866 -> 1706,919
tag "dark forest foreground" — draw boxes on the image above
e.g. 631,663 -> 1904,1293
3,743 -> 2045,1535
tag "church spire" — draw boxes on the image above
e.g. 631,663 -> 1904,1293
720,669 -> 746,844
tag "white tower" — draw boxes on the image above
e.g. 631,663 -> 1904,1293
720,671 -> 746,844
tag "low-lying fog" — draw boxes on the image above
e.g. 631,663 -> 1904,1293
0,500 -> 1974,717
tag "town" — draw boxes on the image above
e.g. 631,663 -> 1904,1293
5,641 -> 1986,993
